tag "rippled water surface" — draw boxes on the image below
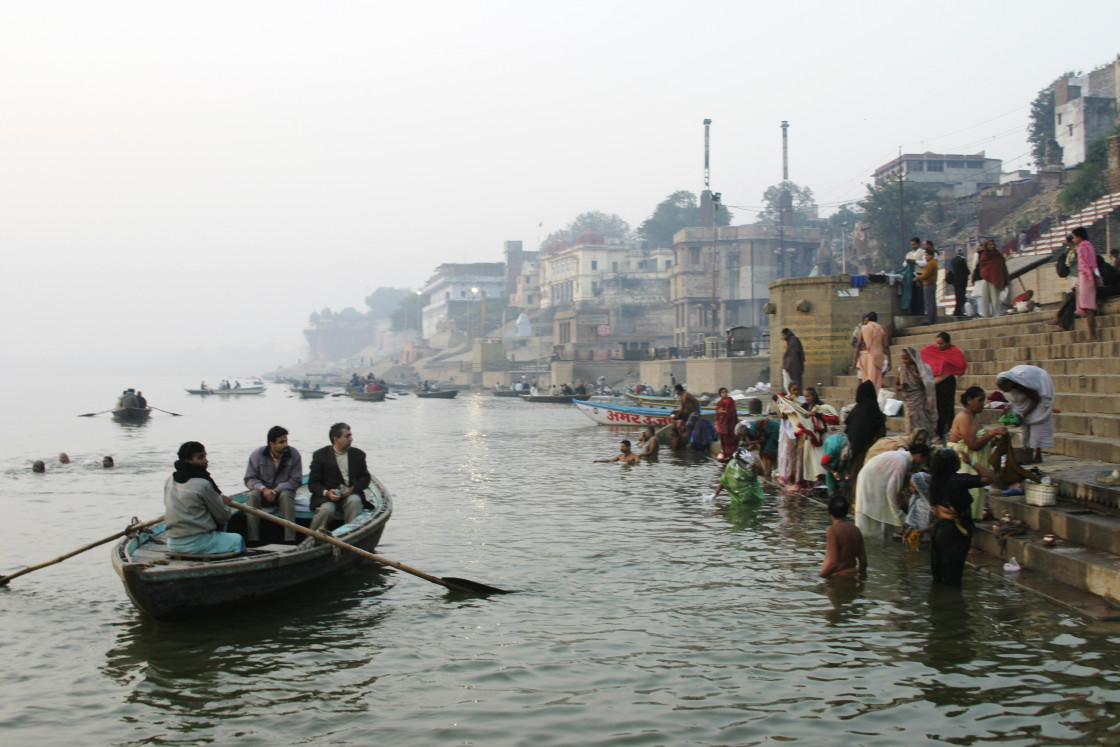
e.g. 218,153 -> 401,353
2,377 -> 1119,745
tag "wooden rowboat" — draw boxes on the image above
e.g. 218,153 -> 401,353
185,386 -> 266,396
492,389 -> 524,397
349,390 -> 387,402
520,394 -> 579,403
415,389 -> 458,399
111,407 -> 151,423
298,389 -> 328,399
112,476 -> 393,619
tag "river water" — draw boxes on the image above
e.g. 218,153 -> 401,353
2,376 -> 1118,745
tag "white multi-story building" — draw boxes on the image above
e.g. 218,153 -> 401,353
1054,63 -> 1119,167
419,262 -> 506,340
873,152 -> 1003,198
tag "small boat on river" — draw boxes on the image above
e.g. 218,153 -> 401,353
491,389 -> 524,397
112,476 -> 393,620
186,386 -> 266,396
349,390 -> 387,402
298,389 -> 328,399
112,406 -> 151,424
520,393 -> 579,404
415,389 -> 458,399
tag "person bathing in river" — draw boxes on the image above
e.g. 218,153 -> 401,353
714,387 -> 738,462
820,494 -> 867,579
670,384 -> 700,450
595,440 -> 640,464
164,441 -> 244,555
637,426 -> 660,458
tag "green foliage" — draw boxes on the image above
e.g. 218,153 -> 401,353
756,181 -> 817,226
637,190 -> 732,248
1060,124 -> 1120,213
541,211 -> 631,249
364,287 -> 409,319
858,180 -> 939,270
1027,72 -> 1076,168
391,292 -> 428,333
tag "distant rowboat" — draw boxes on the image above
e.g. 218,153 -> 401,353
415,389 -> 458,399
520,394 -> 579,404
186,387 -> 266,396
349,390 -> 387,402
112,407 -> 152,423
298,390 -> 328,399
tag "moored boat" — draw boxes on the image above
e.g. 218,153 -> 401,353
111,407 -> 151,423
624,392 -> 714,409
520,394 -> 579,403
492,389 -> 524,397
415,389 -> 458,399
112,476 -> 393,620
572,399 -> 720,427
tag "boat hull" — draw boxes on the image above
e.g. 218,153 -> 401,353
349,390 -> 387,401
111,407 -> 151,423
186,387 -> 265,396
112,477 -> 393,620
520,394 -> 579,403
491,390 -> 523,397
572,399 -> 719,427
415,390 -> 458,399
298,390 -> 328,399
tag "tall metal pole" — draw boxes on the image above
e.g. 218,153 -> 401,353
780,121 -> 791,279
711,193 -> 720,341
898,146 -> 904,259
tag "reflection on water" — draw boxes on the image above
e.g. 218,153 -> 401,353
2,380 -> 1120,744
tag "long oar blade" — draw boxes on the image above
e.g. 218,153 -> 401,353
232,503 -> 510,596
441,577 -> 513,595
0,515 -> 164,585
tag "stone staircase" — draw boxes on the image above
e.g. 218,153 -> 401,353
811,297 -> 1120,614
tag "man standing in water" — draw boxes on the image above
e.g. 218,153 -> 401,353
595,440 -> 641,464
637,426 -> 660,458
308,422 -> 370,533
164,441 -> 243,555
244,425 -> 303,546
820,494 -> 867,578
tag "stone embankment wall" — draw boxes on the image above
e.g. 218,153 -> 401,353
767,276 -> 902,391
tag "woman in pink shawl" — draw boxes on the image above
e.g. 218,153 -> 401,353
1072,227 -> 1101,342
895,346 -> 937,438
857,311 -> 890,392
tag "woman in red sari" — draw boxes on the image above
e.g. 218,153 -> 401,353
714,387 -> 739,462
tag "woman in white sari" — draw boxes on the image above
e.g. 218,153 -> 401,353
854,446 -> 928,540
997,365 -> 1055,464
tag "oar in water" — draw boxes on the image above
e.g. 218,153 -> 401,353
0,515 -> 165,586
231,503 -> 511,595
78,408 -> 119,417
149,406 -> 182,417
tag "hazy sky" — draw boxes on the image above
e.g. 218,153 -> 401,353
3,1 -> 1118,372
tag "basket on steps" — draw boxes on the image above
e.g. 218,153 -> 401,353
1025,481 -> 1056,507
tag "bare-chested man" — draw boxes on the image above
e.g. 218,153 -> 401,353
820,495 -> 867,578
595,440 -> 641,464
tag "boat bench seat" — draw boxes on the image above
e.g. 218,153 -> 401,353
166,550 -> 244,561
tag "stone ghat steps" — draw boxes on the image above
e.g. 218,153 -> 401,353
880,412 -> 1120,441
970,489 -> 1120,608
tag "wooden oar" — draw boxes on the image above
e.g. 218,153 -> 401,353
149,406 -> 182,416
231,503 -> 511,595
0,515 -> 164,586
78,408 -> 119,417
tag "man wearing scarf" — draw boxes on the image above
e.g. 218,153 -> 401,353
244,425 -> 303,546
920,332 -> 968,441
975,239 -> 1008,318
164,441 -> 244,555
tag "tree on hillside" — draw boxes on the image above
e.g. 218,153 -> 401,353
637,190 -> 731,248
364,287 -> 409,319
756,181 -> 817,226
1027,72 -> 1077,168
859,180 -> 939,270
1060,124 -> 1120,213
391,292 -> 428,333
541,211 -> 631,249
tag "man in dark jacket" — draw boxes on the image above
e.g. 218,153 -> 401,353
307,422 -> 371,533
781,328 -> 805,392
949,248 -> 969,317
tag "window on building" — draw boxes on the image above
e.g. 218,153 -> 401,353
906,160 -> 923,171
1069,125 -> 1074,136
689,247 -> 701,264
460,291 -> 466,297
926,160 -> 944,172
966,161 -> 983,168
612,262 -> 618,271
559,322 -> 571,344
527,295 -> 533,304
665,259 -> 672,269
946,161 -> 964,168
591,260 -> 598,270
1057,113 -> 1062,124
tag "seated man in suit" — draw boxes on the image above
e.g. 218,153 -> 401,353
307,422 -> 370,533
